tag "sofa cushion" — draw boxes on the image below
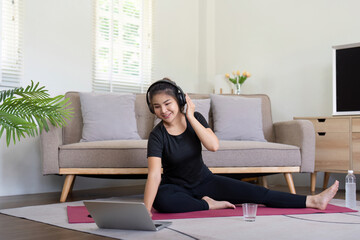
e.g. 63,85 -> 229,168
210,94 -> 266,142
154,98 -> 211,126
79,92 -> 140,142
59,140 -> 148,168
202,141 -> 301,167
59,140 -> 300,169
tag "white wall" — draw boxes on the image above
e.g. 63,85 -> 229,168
213,0 -> 360,187
23,0 -> 93,94
2,0 -> 360,196
152,0 -> 200,93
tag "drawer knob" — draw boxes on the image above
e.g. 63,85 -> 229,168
318,132 -> 326,136
317,119 -> 326,123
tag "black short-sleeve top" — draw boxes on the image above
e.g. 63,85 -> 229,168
147,112 -> 212,188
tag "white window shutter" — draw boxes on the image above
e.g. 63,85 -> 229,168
93,0 -> 152,93
0,0 -> 23,87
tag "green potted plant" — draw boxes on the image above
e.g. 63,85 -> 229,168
0,81 -> 73,146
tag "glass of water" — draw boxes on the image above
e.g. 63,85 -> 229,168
242,203 -> 258,222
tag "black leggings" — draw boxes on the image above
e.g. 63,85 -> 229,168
153,174 -> 307,213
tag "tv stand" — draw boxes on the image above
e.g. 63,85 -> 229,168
294,116 -> 360,192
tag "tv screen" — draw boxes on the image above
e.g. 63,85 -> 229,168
333,43 -> 360,115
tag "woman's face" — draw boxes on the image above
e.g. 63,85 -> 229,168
151,92 -> 180,123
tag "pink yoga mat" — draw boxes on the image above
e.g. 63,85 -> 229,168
67,204 -> 357,224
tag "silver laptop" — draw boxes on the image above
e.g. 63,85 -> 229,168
83,200 -> 172,231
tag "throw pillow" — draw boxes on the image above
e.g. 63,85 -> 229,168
154,98 -> 211,126
79,92 -> 140,142
210,94 -> 266,142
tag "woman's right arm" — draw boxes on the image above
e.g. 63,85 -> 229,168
143,156 -> 162,216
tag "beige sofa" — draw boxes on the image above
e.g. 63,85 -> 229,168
41,92 -> 315,202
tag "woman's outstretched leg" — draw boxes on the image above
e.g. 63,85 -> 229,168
194,175 -> 339,209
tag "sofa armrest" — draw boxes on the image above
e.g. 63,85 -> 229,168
273,120 -> 315,172
40,123 -> 63,175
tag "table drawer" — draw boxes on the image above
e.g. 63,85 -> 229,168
309,118 -> 349,132
315,132 -> 350,171
352,118 -> 360,132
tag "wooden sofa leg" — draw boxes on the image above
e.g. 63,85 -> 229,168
310,172 -> 317,193
259,176 -> 268,188
60,174 -> 76,203
323,172 -> 330,189
284,173 -> 296,194
69,175 -> 76,195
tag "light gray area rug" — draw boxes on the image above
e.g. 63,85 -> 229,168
1,198 -> 360,240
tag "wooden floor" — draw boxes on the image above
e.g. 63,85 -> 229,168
0,183 -> 353,240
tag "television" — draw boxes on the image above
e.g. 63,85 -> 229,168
333,42 -> 360,115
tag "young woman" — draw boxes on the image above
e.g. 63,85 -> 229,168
143,78 -> 339,216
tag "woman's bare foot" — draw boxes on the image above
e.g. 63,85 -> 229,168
306,180 -> 339,210
202,196 -> 236,210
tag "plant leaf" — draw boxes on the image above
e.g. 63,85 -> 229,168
0,82 -> 73,146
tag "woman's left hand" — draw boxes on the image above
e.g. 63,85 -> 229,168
185,94 -> 195,119
185,93 -> 219,152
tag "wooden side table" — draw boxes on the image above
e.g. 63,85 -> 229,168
294,116 -> 360,192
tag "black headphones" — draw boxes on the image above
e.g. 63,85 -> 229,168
146,79 -> 186,114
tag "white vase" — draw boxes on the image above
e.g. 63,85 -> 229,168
234,83 -> 241,95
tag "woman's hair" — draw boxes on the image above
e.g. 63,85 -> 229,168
148,78 -> 183,111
